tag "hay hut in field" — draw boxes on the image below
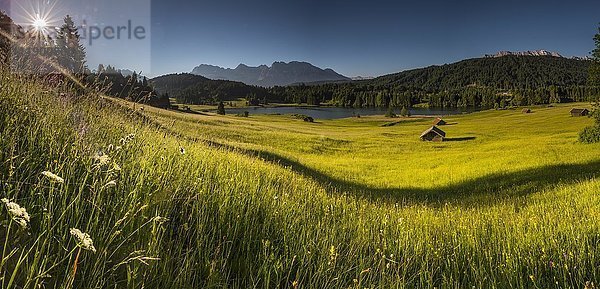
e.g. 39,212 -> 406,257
432,117 -> 446,126
420,126 -> 446,142
570,108 -> 589,117
522,108 -> 531,114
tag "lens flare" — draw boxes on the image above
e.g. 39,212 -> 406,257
12,0 -> 63,35
32,15 -> 48,32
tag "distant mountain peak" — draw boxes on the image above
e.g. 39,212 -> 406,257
351,76 -> 374,81
191,61 -> 350,87
485,50 -> 563,58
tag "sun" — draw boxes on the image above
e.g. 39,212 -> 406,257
32,15 -> 48,32
12,0 -> 63,35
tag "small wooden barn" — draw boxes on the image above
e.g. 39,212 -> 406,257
570,108 -> 590,117
420,126 -> 446,142
432,117 -> 446,126
522,108 -> 531,114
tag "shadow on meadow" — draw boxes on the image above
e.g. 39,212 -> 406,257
140,110 -> 599,207
221,144 -> 600,207
444,137 -> 476,142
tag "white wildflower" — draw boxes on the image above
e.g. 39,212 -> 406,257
70,228 -> 97,253
93,153 -> 111,167
1,198 -> 30,229
41,171 -> 64,184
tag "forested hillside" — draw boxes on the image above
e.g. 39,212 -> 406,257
269,56 -> 598,108
148,57 -> 598,109
150,73 -> 273,105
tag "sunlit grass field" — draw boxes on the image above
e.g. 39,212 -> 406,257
2,70 -> 600,288
146,101 -> 600,202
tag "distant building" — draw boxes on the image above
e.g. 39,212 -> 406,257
420,126 -> 446,142
570,108 -> 590,117
522,108 -> 531,114
432,117 -> 447,126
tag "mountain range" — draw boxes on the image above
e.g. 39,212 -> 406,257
485,50 -> 564,58
191,61 -> 350,87
483,49 -> 593,60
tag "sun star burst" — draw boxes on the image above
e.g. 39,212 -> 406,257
13,0 -> 63,35
32,14 -> 48,32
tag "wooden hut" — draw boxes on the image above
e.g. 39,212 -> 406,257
570,108 -> 590,117
522,108 -> 531,114
420,126 -> 446,142
432,117 -> 446,126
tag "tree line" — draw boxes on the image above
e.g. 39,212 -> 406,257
149,73 -> 273,106
268,56 -> 598,109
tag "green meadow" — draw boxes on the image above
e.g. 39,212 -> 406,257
1,71 -> 600,288
146,103 -> 600,203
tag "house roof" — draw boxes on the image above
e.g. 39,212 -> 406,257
420,126 -> 446,138
433,117 -> 446,124
570,108 -> 589,114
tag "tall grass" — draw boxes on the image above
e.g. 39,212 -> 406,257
1,69 -> 600,288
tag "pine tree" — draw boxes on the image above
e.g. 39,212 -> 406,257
590,24 -> 600,124
580,24 -> 600,143
589,24 -> 600,87
385,106 -> 396,118
0,11 -> 19,64
400,106 -> 409,117
56,15 -> 86,73
217,102 -> 226,115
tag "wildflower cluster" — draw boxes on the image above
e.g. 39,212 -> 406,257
1,198 -> 30,228
93,153 -> 112,167
70,228 -> 97,253
41,171 -> 65,184
93,152 -> 121,172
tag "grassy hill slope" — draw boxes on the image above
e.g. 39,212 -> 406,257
1,71 -> 600,288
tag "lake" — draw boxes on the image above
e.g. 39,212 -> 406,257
226,106 -> 481,120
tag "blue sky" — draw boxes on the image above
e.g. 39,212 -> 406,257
151,0 -> 600,77
2,0 -> 600,77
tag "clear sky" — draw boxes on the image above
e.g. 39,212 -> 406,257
2,0 -> 600,77
151,0 -> 600,77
